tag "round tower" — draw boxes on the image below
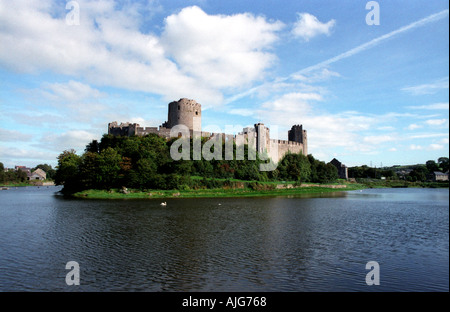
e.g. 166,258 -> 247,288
166,98 -> 201,132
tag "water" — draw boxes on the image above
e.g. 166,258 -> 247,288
0,186 -> 448,292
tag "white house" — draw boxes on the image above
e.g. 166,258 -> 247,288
29,168 -> 46,181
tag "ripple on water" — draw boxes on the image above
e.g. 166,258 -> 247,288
0,187 -> 448,291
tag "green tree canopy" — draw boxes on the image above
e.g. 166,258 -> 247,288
438,157 -> 449,172
55,134 -> 335,192
54,149 -> 82,192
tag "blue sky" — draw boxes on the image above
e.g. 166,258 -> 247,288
0,0 -> 448,168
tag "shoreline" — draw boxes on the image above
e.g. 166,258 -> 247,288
72,183 -> 367,199
69,179 -> 449,200
0,181 -> 55,188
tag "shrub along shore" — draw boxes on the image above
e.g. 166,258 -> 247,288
71,178 -> 448,200
54,134 -> 448,199
72,181 -> 366,199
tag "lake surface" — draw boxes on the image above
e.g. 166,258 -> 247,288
0,186 -> 448,292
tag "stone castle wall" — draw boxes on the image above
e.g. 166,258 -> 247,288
273,140 -> 304,162
108,98 -> 308,163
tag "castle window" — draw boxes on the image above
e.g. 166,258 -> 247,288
178,105 -> 180,110
195,111 -> 198,115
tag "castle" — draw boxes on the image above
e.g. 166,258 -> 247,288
108,98 -> 307,162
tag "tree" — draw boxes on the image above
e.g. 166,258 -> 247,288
438,157 -> 449,172
139,134 -> 170,168
0,162 -> 4,183
426,160 -> 439,173
55,150 -> 82,192
16,169 -> 28,182
193,159 -> 214,178
408,165 -> 428,182
306,155 -> 339,183
97,147 -> 122,189
380,169 -> 397,179
135,158 -> 158,188
277,153 -> 311,182
79,152 -> 100,189
325,163 -> 339,182
85,140 -> 100,154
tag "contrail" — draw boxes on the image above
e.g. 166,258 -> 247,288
294,9 -> 449,76
226,9 -> 449,104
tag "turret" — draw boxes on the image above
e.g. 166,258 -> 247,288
163,98 -> 201,132
288,124 -> 308,155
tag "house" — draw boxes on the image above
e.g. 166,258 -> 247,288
433,171 -> 449,182
396,169 -> 413,179
29,169 -> 47,181
330,158 -> 348,179
15,166 -> 32,179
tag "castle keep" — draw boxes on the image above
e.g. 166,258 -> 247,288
108,98 -> 307,162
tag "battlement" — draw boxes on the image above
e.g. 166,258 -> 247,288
108,121 -> 138,129
108,122 -> 139,136
175,98 -> 201,108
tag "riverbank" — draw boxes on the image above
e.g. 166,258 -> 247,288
0,181 -> 55,188
69,177 -> 449,199
72,182 -> 367,199
354,178 -> 449,189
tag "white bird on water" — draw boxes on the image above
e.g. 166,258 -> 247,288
160,202 -> 167,206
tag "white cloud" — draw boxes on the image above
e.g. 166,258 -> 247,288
41,80 -> 105,102
255,92 -> 380,158
377,126 -> 396,131
410,144 -> 423,150
261,92 -> 321,114
363,135 -> 396,144
425,119 -> 448,126
292,13 -> 335,41
9,112 -> 65,128
252,89 -> 448,161
161,6 -> 283,91
407,123 -> 422,130
291,68 -> 341,82
0,2 -> 284,107
402,77 -> 449,95
0,147 -> 58,166
409,133 -> 449,139
40,130 -> 99,152
227,9 -> 449,105
0,129 -> 33,142
33,80 -> 110,123
429,144 -> 444,150
229,108 -> 255,117
407,102 -> 449,110
292,10 -> 449,76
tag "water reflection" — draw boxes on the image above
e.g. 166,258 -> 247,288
0,186 -> 448,291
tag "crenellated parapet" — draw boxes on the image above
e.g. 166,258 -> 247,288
108,122 -> 139,136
